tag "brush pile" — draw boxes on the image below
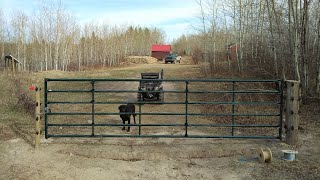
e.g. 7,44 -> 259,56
123,56 -> 158,64
13,78 -> 35,117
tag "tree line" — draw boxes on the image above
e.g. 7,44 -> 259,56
173,0 -> 320,99
0,1 -> 165,71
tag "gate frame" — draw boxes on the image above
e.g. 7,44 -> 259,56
44,78 -> 284,139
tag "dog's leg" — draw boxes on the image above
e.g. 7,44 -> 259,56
133,115 -> 136,124
127,118 -> 131,132
122,120 -> 125,130
132,105 -> 136,124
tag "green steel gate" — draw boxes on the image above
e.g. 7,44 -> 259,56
44,78 -> 283,139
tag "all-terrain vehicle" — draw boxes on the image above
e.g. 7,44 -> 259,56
165,53 -> 180,64
137,69 -> 164,102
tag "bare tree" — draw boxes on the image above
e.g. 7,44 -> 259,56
11,10 -> 28,71
301,0 -> 310,102
0,9 -> 5,61
316,1 -> 320,97
266,0 -> 278,77
195,0 -> 209,74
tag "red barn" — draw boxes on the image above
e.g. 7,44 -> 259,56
151,45 -> 171,60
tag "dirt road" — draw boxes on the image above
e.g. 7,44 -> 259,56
1,57 -> 319,179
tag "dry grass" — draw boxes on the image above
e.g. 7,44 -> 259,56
0,58 -> 281,138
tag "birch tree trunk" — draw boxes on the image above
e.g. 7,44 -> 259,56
271,0 -> 285,79
316,2 -> 320,97
301,0 -> 309,103
0,10 -> 4,62
196,0 -> 208,75
290,0 -> 301,81
238,0 -> 244,73
266,0 -> 278,77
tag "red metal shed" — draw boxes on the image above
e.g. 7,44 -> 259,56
227,43 -> 240,61
151,45 -> 171,60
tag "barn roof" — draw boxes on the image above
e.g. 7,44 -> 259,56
152,45 -> 171,52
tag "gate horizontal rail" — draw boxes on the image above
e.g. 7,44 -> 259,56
48,90 -> 280,94
48,134 -> 279,139
48,123 -> 278,128
47,112 -> 279,116
47,101 -> 280,105
44,78 -> 283,139
45,78 -> 280,82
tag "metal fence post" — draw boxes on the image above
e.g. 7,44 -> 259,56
231,81 -> 235,136
44,79 -> 48,139
139,103 -> 141,135
279,80 -> 284,140
185,81 -> 189,137
91,81 -> 95,136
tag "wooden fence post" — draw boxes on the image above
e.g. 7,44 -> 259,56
285,80 -> 300,145
12,59 -> 15,73
35,87 -> 41,149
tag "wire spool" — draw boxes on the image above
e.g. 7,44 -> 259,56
258,148 -> 272,163
282,150 -> 298,161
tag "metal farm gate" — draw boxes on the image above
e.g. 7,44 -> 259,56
44,78 -> 283,139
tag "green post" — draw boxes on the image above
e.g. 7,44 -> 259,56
139,103 -> 141,136
279,80 -> 284,140
91,81 -> 95,136
44,79 -> 48,139
185,81 -> 189,137
231,81 -> 235,136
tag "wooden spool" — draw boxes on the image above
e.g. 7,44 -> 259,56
258,148 -> 272,163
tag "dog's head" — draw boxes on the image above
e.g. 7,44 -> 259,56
118,105 -> 126,112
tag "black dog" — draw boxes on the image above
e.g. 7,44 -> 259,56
118,103 -> 136,131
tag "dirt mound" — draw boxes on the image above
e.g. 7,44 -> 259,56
124,56 -> 158,64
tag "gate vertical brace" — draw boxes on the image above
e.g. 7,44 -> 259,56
185,81 -> 189,137
44,79 -> 48,139
91,81 -> 95,137
279,80 -> 284,140
139,103 -> 141,136
231,81 -> 235,136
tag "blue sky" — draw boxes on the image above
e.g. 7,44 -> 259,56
0,0 -> 199,42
